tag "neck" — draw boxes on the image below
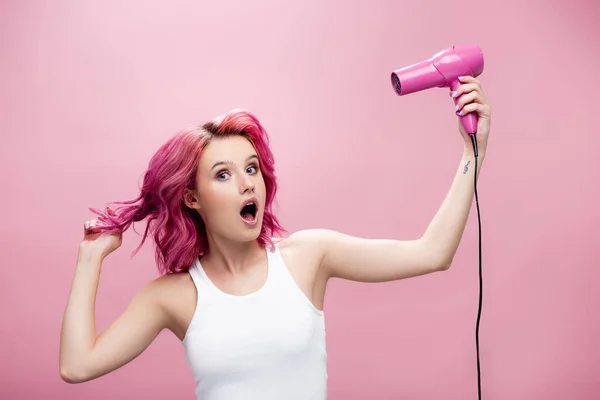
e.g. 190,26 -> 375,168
202,231 -> 264,275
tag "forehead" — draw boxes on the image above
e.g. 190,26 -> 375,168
199,135 -> 257,169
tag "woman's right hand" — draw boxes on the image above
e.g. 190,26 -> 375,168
79,207 -> 123,259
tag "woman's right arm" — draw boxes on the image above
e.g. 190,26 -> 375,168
59,217 -> 169,383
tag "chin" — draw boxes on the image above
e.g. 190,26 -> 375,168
231,231 -> 260,245
245,223 -> 264,241
244,232 -> 261,242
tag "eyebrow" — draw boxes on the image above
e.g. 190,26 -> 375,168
211,155 -> 259,172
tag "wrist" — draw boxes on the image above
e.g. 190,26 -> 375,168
78,243 -> 107,263
463,143 -> 486,159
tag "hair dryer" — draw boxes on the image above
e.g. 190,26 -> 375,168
390,45 -> 484,135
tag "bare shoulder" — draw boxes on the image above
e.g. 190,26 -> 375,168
276,229 -> 334,269
143,271 -> 197,341
276,228 -> 354,274
277,229 -> 338,259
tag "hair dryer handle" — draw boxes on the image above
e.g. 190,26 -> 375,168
450,79 -> 478,135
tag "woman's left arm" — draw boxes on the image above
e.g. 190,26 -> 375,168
304,75 -> 491,283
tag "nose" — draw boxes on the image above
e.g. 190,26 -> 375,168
238,173 -> 255,194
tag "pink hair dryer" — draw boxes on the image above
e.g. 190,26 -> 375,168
390,45 -> 484,135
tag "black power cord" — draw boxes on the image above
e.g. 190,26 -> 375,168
469,133 -> 483,400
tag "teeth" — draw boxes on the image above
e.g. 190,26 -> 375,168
241,201 -> 256,213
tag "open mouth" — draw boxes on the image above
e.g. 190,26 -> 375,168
240,200 -> 258,223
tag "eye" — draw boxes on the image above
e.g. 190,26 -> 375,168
216,170 -> 230,181
247,164 -> 259,174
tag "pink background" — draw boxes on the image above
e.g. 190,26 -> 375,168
1,0 -> 599,399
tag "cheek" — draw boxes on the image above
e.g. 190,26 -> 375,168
259,180 -> 267,202
199,183 -> 235,218
256,173 -> 266,191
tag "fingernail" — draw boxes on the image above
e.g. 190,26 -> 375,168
451,91 -> 458,97
455,104 -> 460,111
458,76 -> 465,80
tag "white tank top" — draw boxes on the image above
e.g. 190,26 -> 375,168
182,242 -> 328,400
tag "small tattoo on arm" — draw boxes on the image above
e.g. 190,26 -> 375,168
463,160 -> 470,174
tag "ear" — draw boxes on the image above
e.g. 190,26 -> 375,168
183,188 -> 201,210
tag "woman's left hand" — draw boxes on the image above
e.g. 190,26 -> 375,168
452,75 -> 491,155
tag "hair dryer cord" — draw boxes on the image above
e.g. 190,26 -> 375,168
469,133 -> 483,400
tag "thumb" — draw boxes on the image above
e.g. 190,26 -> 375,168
83,220 -> 102,239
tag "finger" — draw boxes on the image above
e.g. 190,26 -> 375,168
98,207 -> 115,224
458,102 -> 491,119
451,83 -> 479,98
85,220 -> 96,232
458,75 -> 480,85
84,219 -> 104,233
455,91 -> 479,112
84,221 -> 98,235
457,102 -> 482,117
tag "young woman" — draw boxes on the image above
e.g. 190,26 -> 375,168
59,75 -> 491,399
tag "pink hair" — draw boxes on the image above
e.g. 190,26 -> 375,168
90,109 -> 286,275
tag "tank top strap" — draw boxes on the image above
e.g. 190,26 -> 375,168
265,241 -> 288,280
187,259 -> 208,290
268,241 -> 325,318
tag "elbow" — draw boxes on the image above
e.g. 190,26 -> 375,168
60,368 -> 83,384
420,239 -> 454,272
430,251 -> 454,272
435,254 -> 455,272
436,260 -> 452,272
60,364 -> 90,384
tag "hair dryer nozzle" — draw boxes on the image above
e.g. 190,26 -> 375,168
390,61 -> 445,96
